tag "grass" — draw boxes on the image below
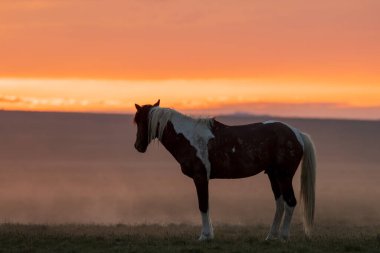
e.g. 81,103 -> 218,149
0,223 -> 379,253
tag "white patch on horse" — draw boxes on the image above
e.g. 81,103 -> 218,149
232,146 -> 236,153
263,120 -> 304,149
199,211 -> 214,240
280,202 -> 295,240
148,107 -> 214,179
266,195 -> 285,240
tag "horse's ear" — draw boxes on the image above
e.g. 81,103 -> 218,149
135,104 -> 141,110
153,99 -> 160,107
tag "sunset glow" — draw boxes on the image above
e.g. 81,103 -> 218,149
1,1 -> 379,119
1,78 -> 379,119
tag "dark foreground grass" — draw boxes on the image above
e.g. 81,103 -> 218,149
0,223 -> 379,253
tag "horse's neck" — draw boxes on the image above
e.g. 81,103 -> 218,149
159,121 -> 181,151
159,121 -> 194,162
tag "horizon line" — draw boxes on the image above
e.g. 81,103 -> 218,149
2,108 -> 379,123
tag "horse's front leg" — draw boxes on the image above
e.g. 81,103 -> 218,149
194,176 -> 214,241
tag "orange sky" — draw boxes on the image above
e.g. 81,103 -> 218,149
0,0 -> 379,119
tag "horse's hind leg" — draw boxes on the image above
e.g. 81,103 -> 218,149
266,173 -> 285,240
278,177 -> 297,240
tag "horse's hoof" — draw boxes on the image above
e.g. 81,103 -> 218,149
198,233 -> 214,241
265,233 -> 279,241
280,235 -> 290,242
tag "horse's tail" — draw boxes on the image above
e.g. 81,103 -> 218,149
300,132 -> 316,237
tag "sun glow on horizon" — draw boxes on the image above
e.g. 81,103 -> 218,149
1,78 -> 380,120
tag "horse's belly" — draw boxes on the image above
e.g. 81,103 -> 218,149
210,166 -> 263,179
209,150 -> 266,179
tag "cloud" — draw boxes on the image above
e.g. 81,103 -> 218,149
0,94 -> 127,113
0,95 -> 22,103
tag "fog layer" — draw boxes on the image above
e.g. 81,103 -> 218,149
0,111 -> 379,225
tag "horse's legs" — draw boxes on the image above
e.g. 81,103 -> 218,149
194,177 -> 214,241
278,177 -> 297,240
266,173 -> 284,240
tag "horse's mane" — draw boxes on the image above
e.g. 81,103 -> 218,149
148,107 -> 214,142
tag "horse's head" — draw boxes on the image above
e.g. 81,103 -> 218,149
133,99 -> 160,153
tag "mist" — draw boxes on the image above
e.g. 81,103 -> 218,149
0,111 -> 379,226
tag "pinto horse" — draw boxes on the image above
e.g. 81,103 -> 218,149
134,100 -> 316,241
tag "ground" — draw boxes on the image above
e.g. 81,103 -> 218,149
0,223 -> 379,253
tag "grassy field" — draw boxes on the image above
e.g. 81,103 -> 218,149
0,223 -> 379,253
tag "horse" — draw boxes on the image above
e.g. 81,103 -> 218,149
133,100 -> 316,241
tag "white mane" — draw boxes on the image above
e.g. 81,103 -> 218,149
148,107 -> 213,142
148,107 -> 215,179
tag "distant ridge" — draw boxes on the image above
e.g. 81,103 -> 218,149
215,112 -> 380,123
0,109 -> 379,123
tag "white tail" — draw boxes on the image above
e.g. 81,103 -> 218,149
300,133 -> 316,237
